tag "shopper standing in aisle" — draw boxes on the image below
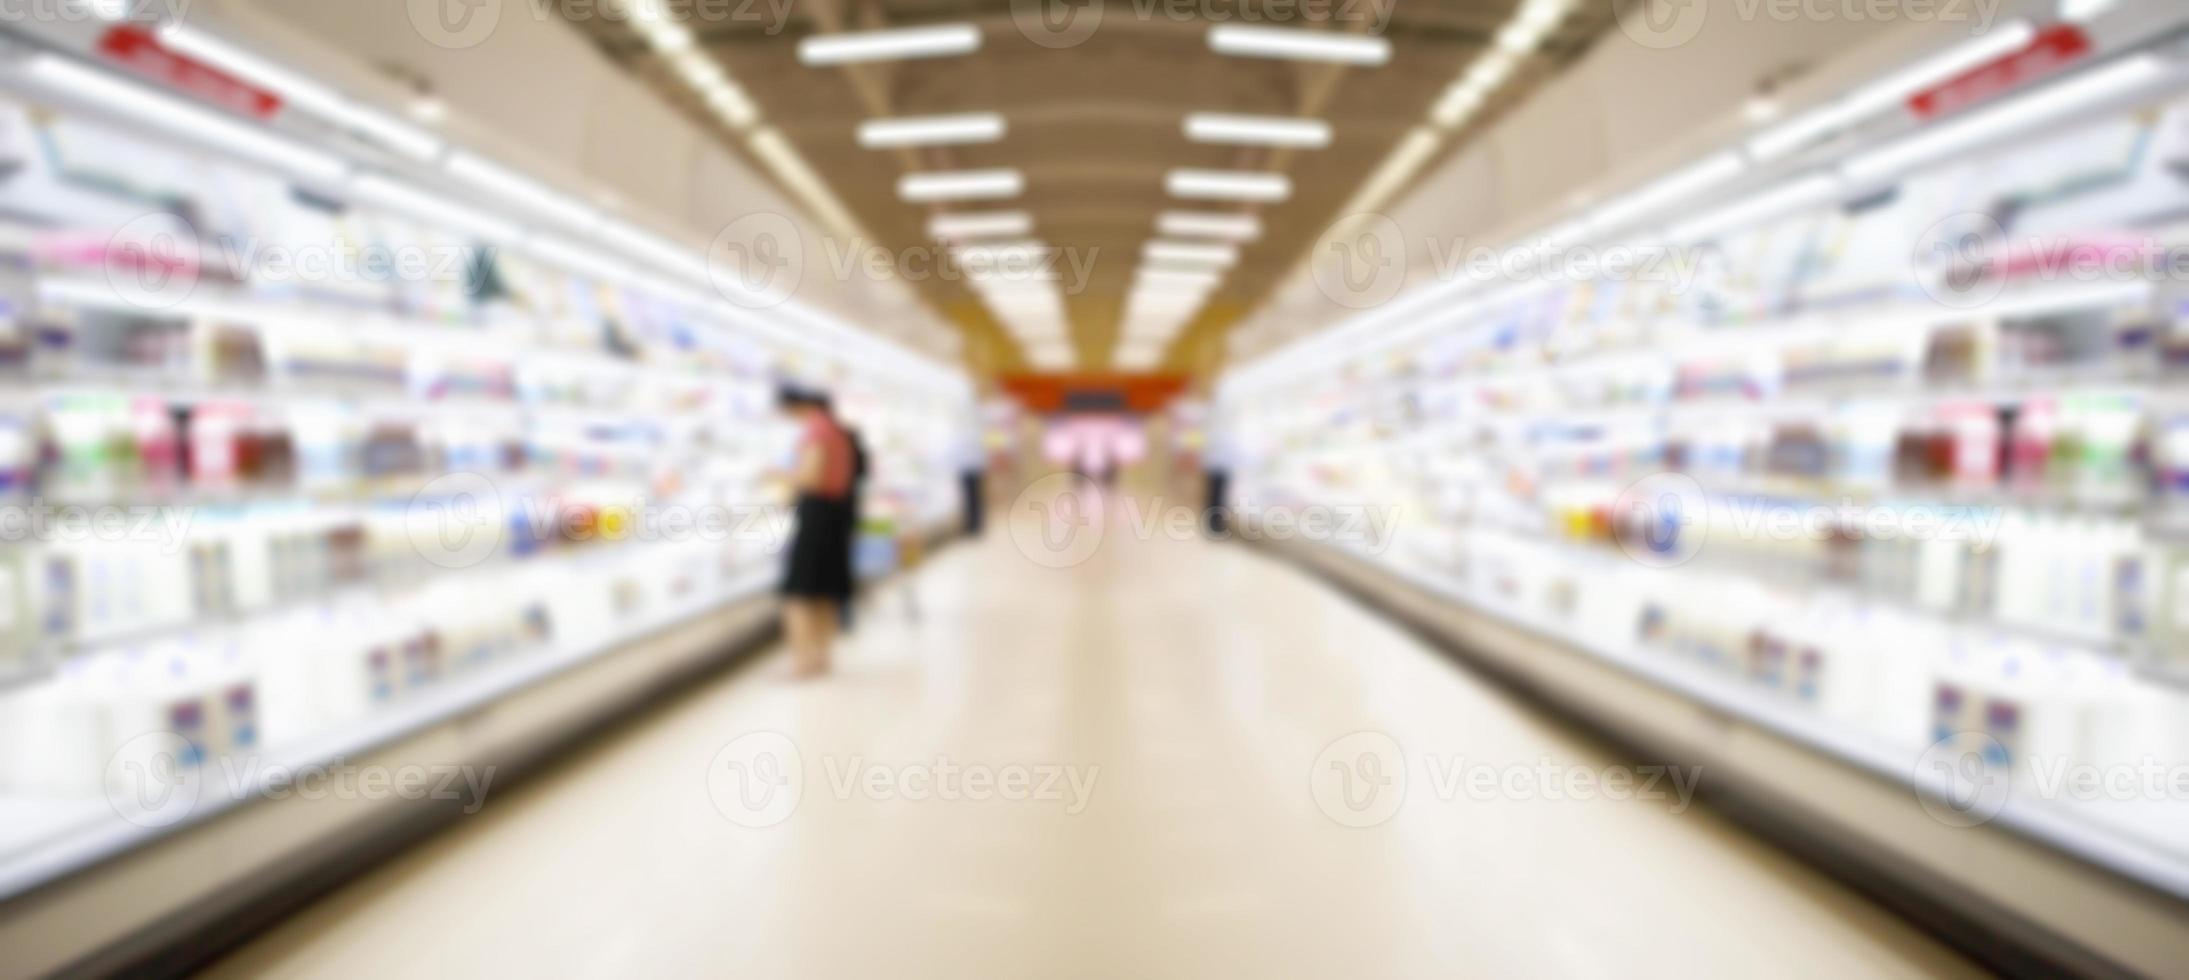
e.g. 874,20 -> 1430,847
776,387 -> 856,677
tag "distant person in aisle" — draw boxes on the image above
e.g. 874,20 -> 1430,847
776,387 -> 856,677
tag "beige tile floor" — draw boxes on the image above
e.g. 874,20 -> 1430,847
203,499 -> 1982,979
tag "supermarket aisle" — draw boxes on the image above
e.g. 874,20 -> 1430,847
204,500 -> 1979,979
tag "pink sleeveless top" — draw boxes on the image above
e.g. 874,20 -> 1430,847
803,415 -> 854,500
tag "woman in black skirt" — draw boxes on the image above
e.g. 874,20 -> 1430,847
777,388 -> 856,677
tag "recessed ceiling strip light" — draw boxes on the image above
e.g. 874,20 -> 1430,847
899,169 -> 1025,202
1156,211 -> 1260,241
800,24 -> 982,66
930,211 -> 1033,240
859,113 -> 1006,148
1183,113 -> 1332,148
1166,169 -> 1291,202
1208,25 -> 1391,66
1138,264 -> 1225,286
1144,241 -> 1240,268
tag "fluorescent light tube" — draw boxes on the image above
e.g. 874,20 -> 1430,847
1184,113 -> 1331,148
899,169 -> 1024,202
859,113 -> 1005,148
1750,21 -> 2038,161
157,23 -> 443,161
706,83 -> 760,128
1138,268 -> 1224,290
23,54 -> 348,181
1347,126 -> 1442,214
929,211 -> 1033,239
446,151 -> 599,231
1166,169 -> 1290,202
350,175 -> 520,241
1156,211 -> 1260,241
1144,241 -> 1239,268
749,127 -> 862,240
800,24 -> 981,65
957,241 -> 1051,267
601,221 -> 708,281
1668,173 -> 1842,242
1208,25 -> 1391,65
1847,20 -> 2038,116
1592,151 -> 1745,231
524,234 -> 628,276
1844,55 -> 2169,181
1430,85 -> 1485,128
2061,0 -> 2122,22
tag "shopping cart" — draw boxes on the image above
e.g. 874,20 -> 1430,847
853,516 -> 923,623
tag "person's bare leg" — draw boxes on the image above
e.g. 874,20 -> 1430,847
783,601 -> 819,676
807,601 -> 838,674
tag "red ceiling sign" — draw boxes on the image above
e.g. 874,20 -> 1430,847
96,26 -> 283,120
998,374 -> 1192,414
1908,24 -> 2092,121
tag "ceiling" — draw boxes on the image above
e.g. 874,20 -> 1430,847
555,0 -> 1617,377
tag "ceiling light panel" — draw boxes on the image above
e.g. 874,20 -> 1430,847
800,24 -> 982,65
858,113 -> 1006,148
1208,25 -> 1391,65
1156,211 -> 1260,241
929,211 -> 1033,240
1143,241 -> 1240,268
899,169 -> 1025,202
446,151 -> 600,231
1166,169 -> 1291,202
1183,113 -> 1332,148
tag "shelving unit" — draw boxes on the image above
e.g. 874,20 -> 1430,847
0,37 -> 972,916
1220,35 -> 2189,941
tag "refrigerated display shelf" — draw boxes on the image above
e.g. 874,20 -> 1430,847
1221,38 -> 2189,950
1293,530 -> 2189,899
0,558 -> 781,902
